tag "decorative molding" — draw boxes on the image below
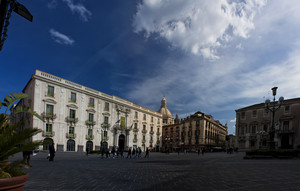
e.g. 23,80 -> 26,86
42,98 -> 57,104
66,104 -> 78,109
86,108 -> 96,113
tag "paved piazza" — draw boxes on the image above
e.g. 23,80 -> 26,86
18,152 -> 300,191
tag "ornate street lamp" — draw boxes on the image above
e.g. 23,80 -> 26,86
265,87 -> 284,149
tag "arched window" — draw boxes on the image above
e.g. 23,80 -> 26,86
67,139 -> 75,151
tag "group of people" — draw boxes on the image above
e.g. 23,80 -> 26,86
99,146 -> 150,159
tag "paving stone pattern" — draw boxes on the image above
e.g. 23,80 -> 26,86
18,152 -> 300,191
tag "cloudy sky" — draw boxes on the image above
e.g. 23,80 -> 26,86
1,0 -> 300,134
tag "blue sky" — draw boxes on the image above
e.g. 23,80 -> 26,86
1,0 -> 300,135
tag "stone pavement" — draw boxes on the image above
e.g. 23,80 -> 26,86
15,151 -> 300,191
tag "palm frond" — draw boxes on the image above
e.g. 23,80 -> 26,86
3,93 -> 28,114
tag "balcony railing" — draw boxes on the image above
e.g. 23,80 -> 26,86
133,138 -> 138,143
142,139 -> 146,143
88,104 -> 94,108
66,133 -> 76,139
42,130 -> 55,137
65,117 -> 79,124
101,123 -> 111,129
149,139 -> 153,143
156,131 -> 161,136
142,129 -> 147,134
150,130 -> 154,135
68,98 -> 76,103
86,135 -> 94,140
103,136 -> 109,141
133,128 -> 139,133
41,112 -> 57,121
85,120 -> 96,126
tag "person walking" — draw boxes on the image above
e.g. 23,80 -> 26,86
138,147 -> 142,158
112,146 -> 116,159
145,148 -> 149,158
23,150 -> 33,167
86,146 -> 90,156
127,148 -> 132,159
49,143 -> 55,161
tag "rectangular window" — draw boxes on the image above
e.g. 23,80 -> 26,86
251,125 -> 256,134
241,112 -> 245,119
47,86 -> 54,97
89,98 -> 94,107
104,130 -> 107,138
143,114 -> 146,120
134,123 -> 137,129
283,121 -> 289,131
104,116 -> 109,125
240,126 -> 245,135
151,116 -> 153,122
88,129 -> 93,136
158,118 -> 160,124
135,111 -> 138,119
70,92 -> 76,103
157,128 -> 160,132
134,134 -> 137,140
143,135 -> 145,140
46,124 -> 52,133
88,113 -> 94,122
143,125 -> 146,130
196,120 -> 200,127
69,126 -> 74,135
69,109 -> 76,119
285,106 -> 290,113
104,102 -> 109,111
252,110 -> 257,118
46,104 -> 53,117
120,116 -> 125,128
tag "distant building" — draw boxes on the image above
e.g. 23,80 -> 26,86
157,96 -> 174,125
226,134 -> 237,149
162,111 -> 227,152
12,70 -> 164,152
235,98 -> 300,150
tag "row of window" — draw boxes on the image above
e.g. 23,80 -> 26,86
240,106 -> 291,119
47,85 -> 160,123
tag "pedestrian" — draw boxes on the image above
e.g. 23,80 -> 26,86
49,143 -> 55,161
127,148 -> 132,159
132,148 -> 136,159
145,148 -> 149,158
23,150 -> 33,167
120,149 -> 124,158
138,147 -> 142,158
112,146 -> 116,159
86,146 -> 90,156
201,148 -> 205,156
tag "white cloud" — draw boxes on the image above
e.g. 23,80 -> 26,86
49,29 -> 74,45
62,0 -> 92,22
128,0 -> 300,125
230,118 -> 236,123
133,0 -> 266,59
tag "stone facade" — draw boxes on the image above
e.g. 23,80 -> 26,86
235,98 -> 300,150
13,70 -> 163,152
162,111 -> 227,152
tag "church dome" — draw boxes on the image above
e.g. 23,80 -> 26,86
157,97 -> 174,124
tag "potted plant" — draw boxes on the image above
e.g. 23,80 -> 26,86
0,93 -> 44,190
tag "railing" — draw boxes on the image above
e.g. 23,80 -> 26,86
133,128 -> 139,133
65,117 -> 79,124
66,133 -> 76,139
85,120 -> 96,126
41,112 -> 57,120
150,130 -> 154,135
42,130 -> 55,137
101,123 -> 111,129
88,104 -> 94,108
86,135 -> 94,140
156,131 -> 161,136
68,98 -> 76,103
142,129 -> 147,134
133,138 -> 138,143
103,136 -> 109,141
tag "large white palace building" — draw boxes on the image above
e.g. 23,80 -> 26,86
14,70 -> 173,152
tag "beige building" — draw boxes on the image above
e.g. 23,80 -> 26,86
162,111 -> 228,151
13,69 -> 164,152
235,98 -> 300,150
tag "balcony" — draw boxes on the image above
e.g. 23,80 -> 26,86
142,139 -> 146,144
149,139 -> 153,143
278,129 -> 294,135
42,130 -> 55,137
150,130 -> 154,135
66,133 -> 76,139
101,123 -> 111,129
142,129 -> 147,134
65,117 -> 79,124
68,98 -> 76,103
85,120 -> 96,126
133,138 -> 138,143
103,136 -> 109,141
133,128 -> 139,133
156,131 -> 161,136
86,135 -> 94,140
88,103 -> 94,108
156,140 -> 160,144
41,112 -> 57,121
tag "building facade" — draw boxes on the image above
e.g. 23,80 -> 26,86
162,111 -> 228,152
14,70 -> 164,152
235,98 -> 300,150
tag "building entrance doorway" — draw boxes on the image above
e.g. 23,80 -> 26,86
118,134 -> 125,151
86,141 -> 93,151
67,140 -> 75,151
43,138 -> 53,151
281,135 -> 290,149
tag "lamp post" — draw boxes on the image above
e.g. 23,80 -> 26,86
265,87 -> 284,150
